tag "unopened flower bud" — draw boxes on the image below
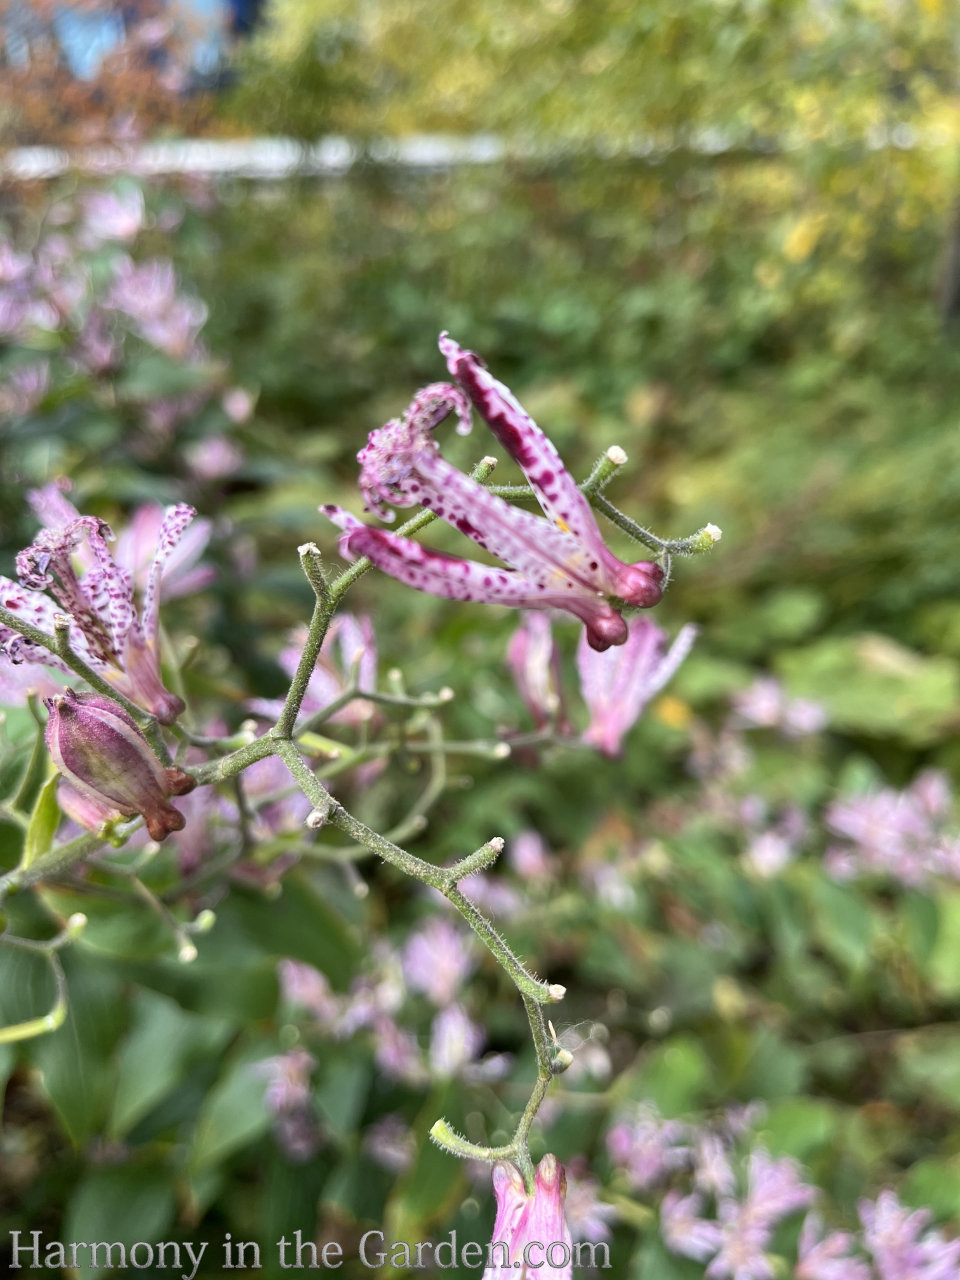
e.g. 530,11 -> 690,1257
44,690 -> 195,842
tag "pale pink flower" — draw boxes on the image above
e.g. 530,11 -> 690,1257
249,615 -> 377,728
661,1191 -> 724,1262
507,611 -> 565,729
186,436 -> 244,480
105,256 -> 207,357
81,188 -> 146,243
508,830 -> 552,880
483,1156 -> 574,1280
606,1105 -> 691,1190
577,616 -> 696,757
222,386 -> 255,423
402,918 -> 474,1007
255,1049 -> 321,1162
279,961 -> 341,1025
562,1159 -> 617,1242
743,831 -> 794,879
362,1114 -> 416,1173
429,1003 -> 485,1078
860,1189 -> 960,1280
796,1213 -> 872,1280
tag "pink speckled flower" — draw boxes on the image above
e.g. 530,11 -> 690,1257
577,615 -> 696,756
1,503 -> 200,722
323,334 -> 664,652
483,1156 -> 574,1280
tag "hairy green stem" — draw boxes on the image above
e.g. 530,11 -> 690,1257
0,830 -> 113,898
274,545 -> 334,740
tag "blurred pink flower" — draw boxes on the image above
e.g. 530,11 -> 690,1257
362,1114 -> 416,1173
859,1189 -> 960,1279
222,386 -> 255,423
186,436 -> 245,480
0,361 -> 50,415
105,256 -> 207,357
402,918 -> 474,1006
562,1159 -> 617,1242
826,771 -> 960,889
255,1049 -> 322,1162
606,1105 -> 691,1190
279,960 -> 341,1025
508,830 -> 552,881
732,676 -> 827,737
507,612 -> 566,729
429,1003 -> 485,1078
249,615 -> 378,728
661,1191 -> 724,1263
81,188 -> 146,244
796,1214 -> 871,1280
577,616 -> 696,757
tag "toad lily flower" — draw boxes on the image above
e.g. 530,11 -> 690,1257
322,333 -> 663,652
484,1155 -> 574,1279
1,504 -> 198,723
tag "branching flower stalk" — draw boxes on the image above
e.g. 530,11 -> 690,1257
0,340 -> 720,1194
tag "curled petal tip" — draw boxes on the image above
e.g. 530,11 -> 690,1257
585,613 -> 629,652
616,561 -> 665,608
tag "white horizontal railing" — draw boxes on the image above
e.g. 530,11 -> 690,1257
0,125 -> 951,181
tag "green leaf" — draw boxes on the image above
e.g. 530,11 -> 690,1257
633,1235 -> 705,1279
896,1031 -> 960,1113
776,635 -> 960,746
38,885 -> 174,961
925,889 -> 960,999
805,873 -> 876,975
221,872 -> 360,989
757,1097 -> 838,1161
618,1035 -> 712,1115
27,953 -> 126,1144
384,1088 -> 466,1247
109,989 -> 232,1138
11,711 -> 51,815
901,1156 -> 960,1219
188,1043 -> 274,1171
23,770 -> 61,867
314,1051 -> 370,1142
63,1165 -> 176,1280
